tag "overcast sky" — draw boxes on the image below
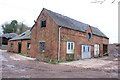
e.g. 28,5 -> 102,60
0,0 -> 119,43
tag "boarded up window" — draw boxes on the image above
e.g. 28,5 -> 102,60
40,42 -> 45,52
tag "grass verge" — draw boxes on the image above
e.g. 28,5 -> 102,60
44,60 -> 71,64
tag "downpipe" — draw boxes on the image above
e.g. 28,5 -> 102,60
58,27 -> 62,61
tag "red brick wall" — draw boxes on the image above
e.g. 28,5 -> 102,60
21,40 -> 31,55
7,11 -> 109,61
30,9 -> 59,61
60,27 -> 109,60
30,9 -> 109,61
30,26 -> 38,57
8,40 -> 21,52
8,40 -> 30,55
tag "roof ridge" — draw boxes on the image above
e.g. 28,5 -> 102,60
45,8 -> 108,38
10,30 -> 31,41
45,8 -> 88,26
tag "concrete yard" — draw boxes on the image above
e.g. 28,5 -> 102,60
0,50 -> 118,78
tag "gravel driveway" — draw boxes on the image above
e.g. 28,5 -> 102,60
0,50 -> 118,78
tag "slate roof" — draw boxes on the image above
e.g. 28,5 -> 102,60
45,8 -> 108,38
10,30 -> 31,41
0,33 -> 18,38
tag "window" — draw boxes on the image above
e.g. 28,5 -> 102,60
83,46 -> 90,52
41,20 -> 46,28
67,42 -> 74,54
40,42 -> 45,52
71,43 -> 73,50
10,43 -> 14,48
83,46 -> 85,52
88,33 -> 92,40
27,42 -> 31,50
88,47 -> 89,52
68,43 -> 70,49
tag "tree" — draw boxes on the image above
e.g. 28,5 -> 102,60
1,20 -> 30,34
11,20 -> 18,33
17,23 -> 30,34
2,23 -> 14,34
2,20 -> 18,34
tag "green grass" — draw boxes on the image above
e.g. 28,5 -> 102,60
18,53 -> 28,57
8,51 -> 94,64
44,60 -> 71,64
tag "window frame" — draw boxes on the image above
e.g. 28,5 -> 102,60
10,43 -> 14,48
88,33 -> 92,40
41,20 -> 46,28
40,41 -> 46,52
27,42 -> 31,50
67,41 -> 75,54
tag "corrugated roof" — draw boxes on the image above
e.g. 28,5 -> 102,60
10,30 -> 31,41
45,8 -> 108,38
0,33 -> 18,38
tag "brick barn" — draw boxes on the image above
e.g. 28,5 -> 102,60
29,8 -> 109,61
8,30 -> 31,55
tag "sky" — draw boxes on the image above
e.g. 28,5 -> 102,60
0,0 -> 119,43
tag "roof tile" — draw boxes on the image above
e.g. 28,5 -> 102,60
45,8 -> 108,38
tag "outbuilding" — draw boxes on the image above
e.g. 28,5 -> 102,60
0,33 -> 18,49
30,8 -> 109,61
8,30 -> 31,55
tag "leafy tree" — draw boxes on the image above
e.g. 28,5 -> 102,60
2,24 -> 13,34
11,20 -> 18,33
1,20 -> 30,34
17,23 -> 30,34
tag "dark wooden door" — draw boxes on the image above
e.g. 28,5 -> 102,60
18,42 -> 22,53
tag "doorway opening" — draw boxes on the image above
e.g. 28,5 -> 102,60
18,42 -> 22,53
103,44 -> 108,56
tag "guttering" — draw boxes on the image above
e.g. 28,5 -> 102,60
58,26 -> 62,61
